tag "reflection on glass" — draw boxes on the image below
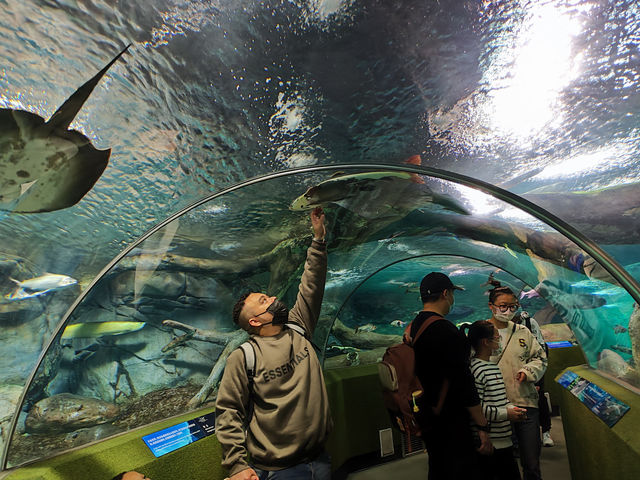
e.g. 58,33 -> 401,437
5,166 -> 640,468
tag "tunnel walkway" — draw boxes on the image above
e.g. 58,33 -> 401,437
347,415 -> 571,479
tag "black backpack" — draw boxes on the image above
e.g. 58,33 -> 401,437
377,314 -> 449,437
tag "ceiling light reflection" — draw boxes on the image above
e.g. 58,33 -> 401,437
483,4 -> 583,138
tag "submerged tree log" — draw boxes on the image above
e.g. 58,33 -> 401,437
162,319 -> 241,346
161,319 -> 248,407
330,318 -> 402,349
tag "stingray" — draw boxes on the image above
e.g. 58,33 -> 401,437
0,43 -> 130,213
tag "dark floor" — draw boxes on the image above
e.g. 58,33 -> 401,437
347,416 -> 571,479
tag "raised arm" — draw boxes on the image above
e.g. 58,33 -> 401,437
288,208 -> 327,334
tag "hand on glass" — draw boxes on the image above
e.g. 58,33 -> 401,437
310,207 -> 326,240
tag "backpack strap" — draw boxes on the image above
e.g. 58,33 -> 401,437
285,322 -> 307,338
409,314 -> 449,415
409,313 -> 444,346
239,341 -> 256,427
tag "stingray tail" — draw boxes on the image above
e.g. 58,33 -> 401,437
44,43 -> 132,131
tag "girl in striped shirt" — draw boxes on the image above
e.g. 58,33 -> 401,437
462,320 -> 527,480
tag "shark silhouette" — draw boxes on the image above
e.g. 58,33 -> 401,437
0,43 -> 131,213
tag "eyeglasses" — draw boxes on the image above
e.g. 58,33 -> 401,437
492,303 -> 519,313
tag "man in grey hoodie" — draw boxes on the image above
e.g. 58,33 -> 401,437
215,207 -> 332,480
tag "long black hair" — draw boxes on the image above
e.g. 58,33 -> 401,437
460,320 -> 495,350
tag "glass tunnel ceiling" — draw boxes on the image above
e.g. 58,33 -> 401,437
2,0 -> 640,469
4,165 -> 640,469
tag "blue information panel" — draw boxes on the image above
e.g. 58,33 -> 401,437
546,340 -> 574,349
142,412 -> 216,457
557,371 -> 630,427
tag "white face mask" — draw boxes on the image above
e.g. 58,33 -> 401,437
494,310 -> 516,323
491,338 -> 503,356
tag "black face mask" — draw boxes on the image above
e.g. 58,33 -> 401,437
258,299 -> 289,326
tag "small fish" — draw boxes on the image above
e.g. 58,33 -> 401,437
6,273 -> 77,300
613,325 -> 628,334
503,243 -> 518,258
10,273 -> 77,291
611,344 -> 633,355
519,289 -> 540,300
5,288 -> 55,301
481,270 -> 502,287
354,323 -> 377,333
61,321 -> 145,340
390,320 -> 406,327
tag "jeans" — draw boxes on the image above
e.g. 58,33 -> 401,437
512,407 -> 542,480
253,451 -> 331,480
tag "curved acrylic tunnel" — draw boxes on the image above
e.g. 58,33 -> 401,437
3,164 -> 640,469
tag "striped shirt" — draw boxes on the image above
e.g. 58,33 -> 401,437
470,357 -> 513,449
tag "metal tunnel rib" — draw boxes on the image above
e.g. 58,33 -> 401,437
4,163 -> 639,469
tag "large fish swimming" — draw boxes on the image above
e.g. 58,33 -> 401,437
290,156 -> 469,219
6,272 -> 77,300
0,44 -> 130,213
521,183 -> 640,244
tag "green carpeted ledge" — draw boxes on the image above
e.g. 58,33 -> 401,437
556,365 -> 640,480
544,345 -> 586,407
2,365 -> 390,480
1,407 -> 224,480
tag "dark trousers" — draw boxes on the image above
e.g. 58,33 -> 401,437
512,407 -> 542,480
537,379 -> 551,433
477,446 -> 522,480
419,410 -> 478,480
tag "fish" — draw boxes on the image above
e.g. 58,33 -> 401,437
447,305 -> 475,321
9,273 -> 77,291
0,44 -> 130,213
354,323 -> 377,333
60,321 -> 145,340
503,243 -> 518,258
519,288 -> 540,300
610,344 -> 633,355
390,320 -> 406,327
522,183 -> 640,244
289,155 -> 469,219
597,349 -> 634,379
628,303 -> 640,370
613,325 -> 628,334
533,279 -> 607,310
481,271 -> 502,288
6,273 -> 77,300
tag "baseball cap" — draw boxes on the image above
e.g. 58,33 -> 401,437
420,272 -> 464,301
